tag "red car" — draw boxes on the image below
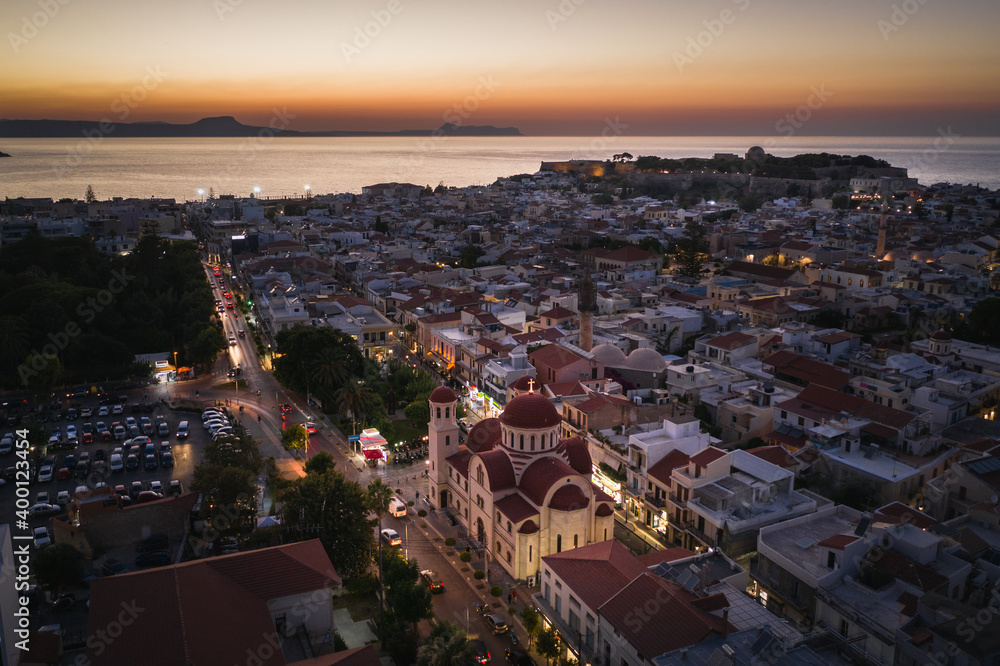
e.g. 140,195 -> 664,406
99,429 -> 112,442
56,467 -> 71,481
81,432 -> 94,444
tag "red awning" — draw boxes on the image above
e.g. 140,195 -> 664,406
363,449 -> 384,460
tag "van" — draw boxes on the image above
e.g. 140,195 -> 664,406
109,454 -> 124,473
389,497 -> 407,518
176,421 -> 189,439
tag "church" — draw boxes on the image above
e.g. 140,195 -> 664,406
426,383 -> 615,582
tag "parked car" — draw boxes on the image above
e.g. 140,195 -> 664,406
27,503 -> 59,517
56,467 -> 71,481
505,649 -> 534,666
168,479 -> 182,495
37,465 -> 53,483
33,526 -> 51,548
160,452 -> 174,468
101,558 -> 127,576
380,528 -> 401,546
35,491 -> 49,505
109,454 -> 124,473
55,490 -> 71,506
125,454 -> 139,471
134,551 -> 170,567
484,614 -> 509,635
137,490 -> 163,503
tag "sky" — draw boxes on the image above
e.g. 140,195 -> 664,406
2,0 -> 999,136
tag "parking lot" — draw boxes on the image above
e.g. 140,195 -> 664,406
0,393 -> 211,541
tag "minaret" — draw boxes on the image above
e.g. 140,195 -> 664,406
427,386 -> 459,511
877,191 -> 889,260
578,271 -> 596,352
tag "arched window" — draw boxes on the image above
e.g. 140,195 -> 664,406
507,552 -> 512,564
556,534 -> 562,553
519,435 -> 524,450
436,407 -> 441,419
510,432 -> 515,446
529,545 -> 533,562
530,435 -> 535,451
445,435 -> 450,447
507,521 -> 512,532
445,407 -> 449,419
477,466 -> 484,486
541,434 -> 546,448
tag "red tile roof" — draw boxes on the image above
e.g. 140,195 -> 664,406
295,645 -> 383,666
865,549 -> 948,593
499,392 -> 562,430
600,574 -> 728,658
530,343 -> 589,370
519,457 -> 580,506
542,540 -> 648,611
637,547 -> 697,567
86,540 -> 338,666
597,246 -> 659,263
477,449 -> 516,491
763,351 -> 852,390
778,384 -> 915,430
690,447 -> 727,466
647,450 -> 691,486
511,328 -> 565,345
495,493 -> 539,524
555,436 -> 592,474
706,331 -> 755,351
549,484 -> 591,511
541,305 -> 577,320
446,448 -> 473,477
542,380 -> 590,397
746,445 -> 799,469
815,331 -> 860,344
873,501 -> 936,529
466,417 -> 502,453
817,534 -> 860,549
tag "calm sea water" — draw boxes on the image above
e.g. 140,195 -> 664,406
1,135 -> 997,201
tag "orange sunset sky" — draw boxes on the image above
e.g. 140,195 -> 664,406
2,0 -> 999,136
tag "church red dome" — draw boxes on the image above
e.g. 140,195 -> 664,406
429,386 -> 457,403
929,329 -> 952,342
499,392 -> 562,430
511,375 -> 536,391
466,417 -> 502,453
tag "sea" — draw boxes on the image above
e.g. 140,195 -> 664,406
0,135 -> 998,202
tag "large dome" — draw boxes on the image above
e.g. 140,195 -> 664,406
625,348 -> 667,372
429,386 -> 457,403
499,392 -> 562,430
930,329 -> 952,342
466,417 -> 502,453
590,343 -> 627,366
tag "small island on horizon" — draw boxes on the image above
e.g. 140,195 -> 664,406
0,115 -> 523,139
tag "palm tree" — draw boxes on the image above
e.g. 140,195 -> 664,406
367,479 -> 394,649
311,346 -> 348,395
336,381 -> 376,436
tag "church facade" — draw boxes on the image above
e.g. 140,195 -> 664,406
426,385 -> 615,582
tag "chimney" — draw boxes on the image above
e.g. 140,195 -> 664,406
722,608 -> 729,639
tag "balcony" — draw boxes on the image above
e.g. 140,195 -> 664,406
683,520 -> 715,548
644,492 -> 666,509
667,493 -> 686,509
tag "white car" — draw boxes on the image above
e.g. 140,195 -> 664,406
56,490 -> 71,506
111,404 -> 123,415
37,465 -> 53,483
380,528 -> 401,546
33,527 -> 50,548
36,491 -> 49,505
149,481 -> 163,494
201,410 -> 224,421
65,425 -> 77,439
98,406 -> 109,417
27,503 -> 58,517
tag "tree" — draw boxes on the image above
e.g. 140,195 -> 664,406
368,478 -> 394,647
812,309 -> 846,329
536,627 -> 562,666
404,397 -> 430,424
637,237 -> 665,256
459,245 -> 486,268
967,298 -> 1000,345
85,185 -> 96,203
282,424 -> 308,456
673,221 -> 708,278
381,549 -> 433,628
279,467 -> 373,578
374,216 -> 389,234
337,381 -> 377,435
187,325 -> 227,368
417,622 -> 477,666
21,353 -> 61,404
738,194 -> 763,212
520,606 -> 542,648
274,326 -> 365,400
304,451 -> 336,476
650,326 -> 679,355
34,543 -> 84,590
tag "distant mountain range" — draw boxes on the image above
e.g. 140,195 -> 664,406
0,116 -> 523,138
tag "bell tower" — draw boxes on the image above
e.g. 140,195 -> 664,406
427,386 -> 459,510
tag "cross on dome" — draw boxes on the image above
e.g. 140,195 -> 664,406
527,378 -> 535,393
